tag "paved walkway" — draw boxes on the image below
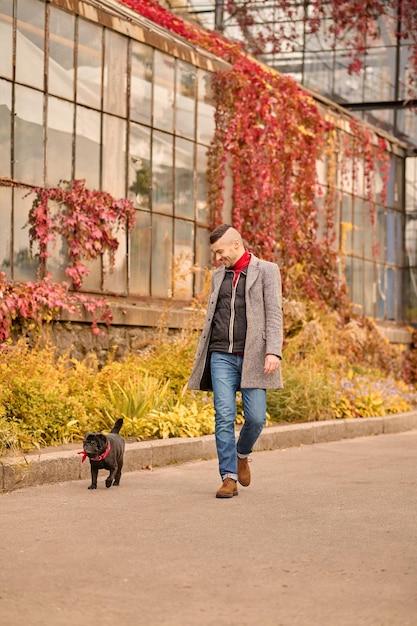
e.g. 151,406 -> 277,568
0,430 -> 416,626
2,412 -> 417,492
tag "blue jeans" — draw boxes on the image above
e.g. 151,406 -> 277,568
210,352 -> 267,481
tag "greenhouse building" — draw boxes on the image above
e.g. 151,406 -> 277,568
0,0 -> 416,350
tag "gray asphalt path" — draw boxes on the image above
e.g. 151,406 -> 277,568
1,431 -> 416,626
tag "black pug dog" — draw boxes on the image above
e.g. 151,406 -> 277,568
80,418 -> 125,490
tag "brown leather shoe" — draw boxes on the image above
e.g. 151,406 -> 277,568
238,457 -> 251,486
216,477 -> 238,498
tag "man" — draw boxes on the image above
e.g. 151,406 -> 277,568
188,224 -> 283,498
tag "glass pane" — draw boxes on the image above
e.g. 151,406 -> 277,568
340,194 -> 352,254
195,225 -> 211,295
302,51 -> 333,97
363,203 -> 375,260
266,52 -> 303,84
352,198 -> 364,256
304,11 -> 334,46
173,219 -> 193,299
405,157 -> 416,210
103,30 -> 127,117
16,0 -> 45,90
13,189 -> 38,281
332,189 -> 341,252
14,85 -> 44,185
128,123 -> 151,210
77,258 -> 102,293
351,257 -> 363,315
363,108 -> 394,131
47,201 -> 68,284
376,265 -> 386,319
397,107 -> 417,141
340,152 -> 354,192
152,130 -> 173,215
77,18 -> 102,109
0,0 -> 13,79
175,137 -> 194,219
397,212 -> 405,266
405,267 -> 417,322
151,214 -> 172,298
352,158 -> 364,197
315,196 -> 325,242
333,51 -> 364,103
130,41 -> 152,125
196,144 -> 209,224
376,206 -> 386,262
406,214 -> 417,266
371,11 -> 397,47
394,156 -> 403,209
47,96 -> 73,185
0,79 -> 11,176
398,45 -> 413,100
385,154 -> 396,206
386,210 -> 395,264
176,60 -> 195,140
374,154 -> 386,205
129,210 -> 151,296
397,266 -> 403,321
75,106 -> 101,189
103,231 -> 127,294
0,187 -> 12,277
153,50 -> 174,133
343,255 -> 352,301
363,260 -> 375,317
197,69 -> 215,146
48,6 -> 75,99
363,47 -> 395,102
102,114 -> 126,197
387,267 -> 395,320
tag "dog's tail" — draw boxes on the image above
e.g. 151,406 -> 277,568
111,418 -> 124,434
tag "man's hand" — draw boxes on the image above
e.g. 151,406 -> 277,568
264,354 -> 280,375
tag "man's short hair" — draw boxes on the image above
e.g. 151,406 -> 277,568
210,224 -> 232,244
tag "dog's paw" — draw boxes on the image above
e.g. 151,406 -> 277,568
105,479 -> 113,488
88,484 -> 97,490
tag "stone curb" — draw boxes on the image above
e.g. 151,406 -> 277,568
1,411 -> 417,493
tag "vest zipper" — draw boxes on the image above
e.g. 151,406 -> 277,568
228,274 -> 239,352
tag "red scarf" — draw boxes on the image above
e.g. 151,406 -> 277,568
78,441 -> 111,463
232,249 -> 250,286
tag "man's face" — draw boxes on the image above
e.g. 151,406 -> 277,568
211,233 -> 240,268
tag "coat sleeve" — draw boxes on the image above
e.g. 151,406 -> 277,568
187,269 -> 223,391
263,263 -> 283,359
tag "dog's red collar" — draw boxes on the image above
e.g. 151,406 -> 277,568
78,441 -> 111,463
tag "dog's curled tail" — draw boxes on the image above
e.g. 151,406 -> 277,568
111,418 -> 124,434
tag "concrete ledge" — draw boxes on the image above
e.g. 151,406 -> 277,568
344,416 -> 384,438
382,411 -> 417,433
256,422 -> 315,450
1,412 -> 417,493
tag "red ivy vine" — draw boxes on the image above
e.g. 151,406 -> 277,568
0,272 -> 113,341
0,178 -> 135,342
120,0 -> 391,309
28,179 -> 136,290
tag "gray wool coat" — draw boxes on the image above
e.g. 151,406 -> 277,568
188,254 -> 284,391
